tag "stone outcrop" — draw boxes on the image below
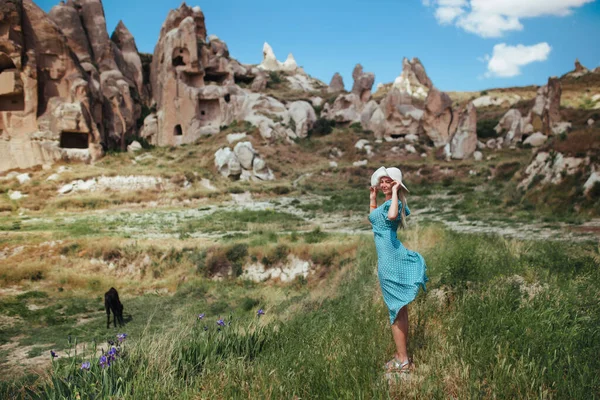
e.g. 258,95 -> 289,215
422,87 -> 457,147
530,77 -> 561,136
322,65 -> 375,123
376,87 -> 423,139
392,58 -> 432,100
351,64 -> 374,103
494,77 -> 564,147
0,0 -> 103,172
111,20 -> 146,101
48,0 -> 143,150
287,101 -> 316,139
328,72 -> 344,93
258,42 -> 299,73
148,4 -> 239,146
214,141 -> 274,181
519,151 -> 588,189
449,102 -> 477,159
565,58 -> 590,78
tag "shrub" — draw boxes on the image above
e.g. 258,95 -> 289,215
350,122 -> 363,133
262,244 -> 290,267
309,118 -> 334,136
303,227 -> 327,243
226,243 -> 248,277
267,71 -> 282,88
477,119 -> 500,139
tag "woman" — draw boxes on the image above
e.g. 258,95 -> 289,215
368,166 -> 428,373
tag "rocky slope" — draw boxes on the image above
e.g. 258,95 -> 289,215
0,0 -> 598,204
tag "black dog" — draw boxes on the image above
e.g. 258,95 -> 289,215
104,287 -> 124,329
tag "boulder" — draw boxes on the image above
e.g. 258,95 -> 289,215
583,169 -> 600,195
16,173 -> 30,184
252,157 -> 274,181
523,132 -> 547,147
288,101 -> 316,138
127,140 -> 142,153
322,93 -> 362,123
227,132 -> 247,143
233,141 -> 255,170
495,109 -> 523,144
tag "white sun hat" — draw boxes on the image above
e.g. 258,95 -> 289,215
370,166 -> 409,192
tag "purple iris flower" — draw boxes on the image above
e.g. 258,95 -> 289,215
198,313 -> 205,320
80,362 -> 91,370
257,309 -> 265,316
216,318 -> 225,327
117,333 -> 127,343
50,350 -> 58,359
107,347 -> 118,361
99,355 -> 109,368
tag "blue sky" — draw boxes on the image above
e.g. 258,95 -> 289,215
36,0 -> 600,92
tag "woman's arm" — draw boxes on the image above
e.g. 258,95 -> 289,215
369,186 -> 378,212
387,182 -> 400,220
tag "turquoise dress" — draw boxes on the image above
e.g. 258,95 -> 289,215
369,199 -> 428,324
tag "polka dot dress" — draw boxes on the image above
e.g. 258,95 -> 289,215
369,199 -> 428,324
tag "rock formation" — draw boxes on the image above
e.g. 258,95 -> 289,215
258,42 -> 298,73
47,0 -> 144,150
392,58 -> 432,100
351,64 -> 375,103
495,77 -> 565,146
0,0 -> 103,172
565,58 -> 590,78
147,4 -> 240,146
214,141 -> 274,181
328,72 -> 344,93
448,102 -> 477,159
422,87 -> 457,147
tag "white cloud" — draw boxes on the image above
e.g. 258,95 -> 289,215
424,0 -> 595,37
484,43 -> 552,77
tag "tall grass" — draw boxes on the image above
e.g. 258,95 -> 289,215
4,229 -> 599,399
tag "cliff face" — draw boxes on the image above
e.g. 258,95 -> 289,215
0,0 -> 103,172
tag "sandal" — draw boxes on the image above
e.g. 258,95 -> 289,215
384,357 -> 412,373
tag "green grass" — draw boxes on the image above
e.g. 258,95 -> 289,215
4,230 -> 599,398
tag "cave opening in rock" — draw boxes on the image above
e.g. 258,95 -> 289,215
204,70 -> 228,85
174,124 -> 183,136
234,75 -> 255,85
60,131 -> 89,149
0,93 -> 25,111
172,48 -> 189,67
172,56 -> 185,67
224,94 -> 231,103
390,134 -> 404,139
0,53 -> 16,73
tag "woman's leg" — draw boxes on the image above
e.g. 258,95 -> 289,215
391,305 -> 409,362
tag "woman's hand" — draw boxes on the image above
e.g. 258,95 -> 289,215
369,186 -> 378,201
391,181 -> 401,195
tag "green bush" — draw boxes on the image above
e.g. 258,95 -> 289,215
477,119 -> 500,139
309,118 -> 334,136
